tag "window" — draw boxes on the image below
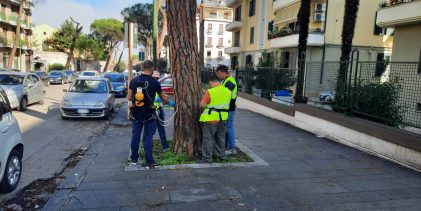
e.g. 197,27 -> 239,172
218,51 -> 223,58
246,55 -> 253,66
268,20 -> 274,33
281,52 -> 290,68
207,23 -> 213,34
218,38 -> 223,47
207,51 -> 212,58
0,92 -> 11,116
417,103 -> 421,112
209,12 -> 217,18
249,0 -> 255,17
231,56 -> 238,69
43,32 -> 46,35
218,24 -> 224,34
208,23 -> 213,29
234,31 -> 240,47
375,53 -> 386,77
235,6 -> 242,21
250,27 -> 254,44
207,37 -> 212,47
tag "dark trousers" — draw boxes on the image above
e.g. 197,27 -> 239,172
202,121 -> 227,162
156,108 -> 169,149
130,119 -> 157,164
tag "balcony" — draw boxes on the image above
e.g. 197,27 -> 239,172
225,21 -> 242,31
226,0 -> 242,8
218,30 -> 224,35
376,0 -> 421,27
207,29 -> 213,35
206,44 -> 213,48
269,31 -> 324,48
217,43 -> 224,48
273,0 -> 300,11
224,46 -> 241,54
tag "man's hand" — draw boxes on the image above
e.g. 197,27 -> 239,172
169,100 -> 175,107
159,93 -> 170,104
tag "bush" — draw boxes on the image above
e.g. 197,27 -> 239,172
334,78 -> 404,127
48,63 -> 65,71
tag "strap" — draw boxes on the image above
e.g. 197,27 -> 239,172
207,107 -> 229,121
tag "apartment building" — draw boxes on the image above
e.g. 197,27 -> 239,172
225,0 -> 275,67
197,0 -> 233,68
33,24 -> 56,52
376,0 -> 421,128
225,0 -> 394,68
0,0 -> 34,72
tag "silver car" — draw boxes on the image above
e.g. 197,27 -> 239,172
60,77 -> 116,119
0,72 -> 45,111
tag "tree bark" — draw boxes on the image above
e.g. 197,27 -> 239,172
66,18 -> 83,68
158,1 -> 167,59
199,0 -> 205,71
7,2 -> 24,69
167,0 -> 202,157
295,0 -> 311,103
338,0 -> 360,83
103,46 -> 114,72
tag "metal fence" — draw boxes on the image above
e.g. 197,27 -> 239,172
199,61 -> 421,129
303,61 -> 421,128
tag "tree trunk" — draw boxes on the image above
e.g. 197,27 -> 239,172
7,2 -> 24,69
103,46 -> 114,72
338,0 -> 360,83
66,22 -> 83,68
295,0 -> 311,103
158,1 -> 167,60
167,0 -> 202,157
199,0 -> 205,71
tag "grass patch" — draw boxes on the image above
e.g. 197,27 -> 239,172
137,140 -> 254,165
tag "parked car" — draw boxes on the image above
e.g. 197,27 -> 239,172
0,87 -> 24,193
0,68 -> 20,72
33,71 -> 50,86
64,70 -> 76,83
48,71 -> 68,85
61,77 -> 115,119
103,73 -> 127,97
158,76 -> 174,96
319,90 -> 336,103
0,72 -> 44,111
79,71 -> 100,77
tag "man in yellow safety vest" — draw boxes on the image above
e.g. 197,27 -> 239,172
198,76 -> 232,163
152,71 -> 169,151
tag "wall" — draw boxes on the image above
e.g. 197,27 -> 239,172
33,24 -> 56,52
391,24 -> 421,62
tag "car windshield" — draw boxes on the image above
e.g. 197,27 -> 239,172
69,80 -> 108,93
49,72 -> 63,77
82,72 -> 96,76
104,74 -> 124,82
161,79 -> 173,86
0,75 -> 24,85
64,71 -> 73,75
34,72 -> 44,76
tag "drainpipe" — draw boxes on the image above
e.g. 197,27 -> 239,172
319,0 -> 328,84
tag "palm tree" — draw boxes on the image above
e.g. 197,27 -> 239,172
7,0 -> 33,69
295,0 -> 311,103
338,0 -> 360,82
167,0 -> 202,157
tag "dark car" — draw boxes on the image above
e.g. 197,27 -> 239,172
48,71 -> 68,85
33,71 -> 50,86
103,73 -> 127,97
158,76 -> 174,96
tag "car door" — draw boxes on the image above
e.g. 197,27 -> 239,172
107,80 -> 115,108
0,92 -> 14,149
30,75 -> 43,102
23,76 -> 36,104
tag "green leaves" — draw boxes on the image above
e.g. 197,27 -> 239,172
90,18 -> 124,49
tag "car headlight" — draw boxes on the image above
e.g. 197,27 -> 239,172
5,90 -> 15,96
62,100 -> 72,106
95,101 -> 106,107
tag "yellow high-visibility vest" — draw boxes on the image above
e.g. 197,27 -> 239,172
199,86 -> 232,122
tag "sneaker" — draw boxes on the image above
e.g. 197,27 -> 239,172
143,162 -> 160,169
129,159 -> 138,165
225,149 -> 237,155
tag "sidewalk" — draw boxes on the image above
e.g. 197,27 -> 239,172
43,109 -> 421,210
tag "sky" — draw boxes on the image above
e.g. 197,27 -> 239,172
32,0 -> 152,33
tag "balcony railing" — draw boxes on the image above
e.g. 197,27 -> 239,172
379,0 -> 415,8
268,28 -> 323,40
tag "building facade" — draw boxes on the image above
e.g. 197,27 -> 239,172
33,24 -> 56,52
197,0 -> 233,68
225,0 -> 394,68
0,0 -> 34,72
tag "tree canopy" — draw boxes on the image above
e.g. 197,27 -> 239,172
44,20 -> 76,52
90,18 -> 124,50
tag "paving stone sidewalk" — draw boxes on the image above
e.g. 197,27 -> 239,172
43,109 -> 421,211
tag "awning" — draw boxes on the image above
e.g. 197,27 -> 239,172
274,3 -> 301,26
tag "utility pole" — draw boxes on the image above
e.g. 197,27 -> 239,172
153,0 -> 158,70
128,22 -> 134,83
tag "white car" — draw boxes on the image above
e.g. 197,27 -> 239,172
0,87 -> 24,193
79,71 -> 100,78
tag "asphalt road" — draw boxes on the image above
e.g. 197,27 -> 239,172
0,83 -> 117,201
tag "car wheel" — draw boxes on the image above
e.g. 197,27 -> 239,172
19,98 -> 27,112
0,150 -> 22,193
